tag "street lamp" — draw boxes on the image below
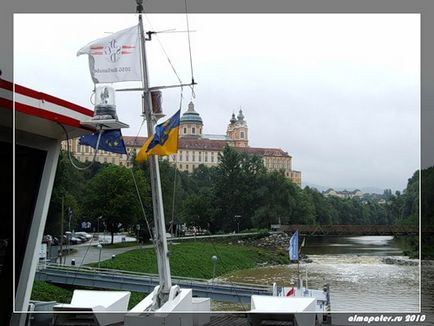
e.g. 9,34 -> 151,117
97,244 -> 102,269
234,215 -> 241,233
97,216 -> 103,235
211,255 -> 218,285
65,231 -> 71,260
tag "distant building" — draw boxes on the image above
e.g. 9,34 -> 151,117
62,102 -> 302,185
323,188 -> 364,199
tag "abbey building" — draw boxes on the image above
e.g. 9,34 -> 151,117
62,102 -> 301,185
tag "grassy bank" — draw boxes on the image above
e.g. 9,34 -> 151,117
90,240 -> 288,279
31,240 -> 287,306
31,281 -> 147,309
31,281 -> 73,303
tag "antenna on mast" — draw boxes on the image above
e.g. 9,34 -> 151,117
136,0 -> 144,13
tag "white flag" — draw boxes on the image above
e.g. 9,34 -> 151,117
77,25 -> 142,84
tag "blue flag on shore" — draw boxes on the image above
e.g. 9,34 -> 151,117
289,230 -> 299,261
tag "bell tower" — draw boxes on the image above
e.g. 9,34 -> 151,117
226,109 -> 248,147
179,101 -> 203,138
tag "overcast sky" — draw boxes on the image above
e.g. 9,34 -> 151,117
14,14 -> 420,192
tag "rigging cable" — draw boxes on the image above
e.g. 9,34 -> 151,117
56,121 -> 103,171
169,159 -> 178,237
143,14 -> 183,86
127,118 -> 154,246
184,0 -> 196,99
170,80 -> 186,235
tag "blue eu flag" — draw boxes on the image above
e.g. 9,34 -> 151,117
79,129 -> 127,155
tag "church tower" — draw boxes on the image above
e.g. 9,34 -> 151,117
179,101 -> 203,138
226,109 -> 249,147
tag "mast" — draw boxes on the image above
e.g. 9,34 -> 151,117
137,4 -> 172,307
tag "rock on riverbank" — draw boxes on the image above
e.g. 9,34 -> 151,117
382,257 -> 419,266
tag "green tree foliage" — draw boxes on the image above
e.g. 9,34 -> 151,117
47,148 -> 426,239
83,165 -> 148,243
45,151 -> 89,235
422,167 -> 434,225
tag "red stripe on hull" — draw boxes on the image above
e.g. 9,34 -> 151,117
14,84 -> 93,116
16,102 -> 83,128
0,98 -> 13,109
0,79 -> 13,91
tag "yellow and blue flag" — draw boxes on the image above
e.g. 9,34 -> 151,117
136,109 -> 180,163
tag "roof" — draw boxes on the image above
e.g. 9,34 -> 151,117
122,135 -> 290,158
236,146 -> 290,158
1,78 -> 94,139
180,101 -> 203,124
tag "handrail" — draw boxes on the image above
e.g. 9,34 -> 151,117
40,263 -> 273,291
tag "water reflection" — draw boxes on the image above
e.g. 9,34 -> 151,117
302,235 -> 404,256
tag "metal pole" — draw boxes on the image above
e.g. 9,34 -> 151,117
59,197 -> 64,265
138,13 -> 172,307
97,244 -> 102,269
211,256 -> 218,285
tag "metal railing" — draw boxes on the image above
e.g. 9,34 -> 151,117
35,263 -> 272,304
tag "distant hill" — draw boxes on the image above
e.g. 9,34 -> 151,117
302,182 -> 385,195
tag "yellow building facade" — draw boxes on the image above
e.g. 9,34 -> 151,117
62,102 -> 302,185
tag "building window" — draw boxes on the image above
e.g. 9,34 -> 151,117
183,127 -> 187,134
186,164 -> 189,170
186,151 -> 189,161
192,127 -> 196,134
240,131 -> 244,139
192,152 -> 195,162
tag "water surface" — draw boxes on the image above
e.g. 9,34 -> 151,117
221,236 -> 421,312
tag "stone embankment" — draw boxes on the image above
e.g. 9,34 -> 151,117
231,232 -> 313,264
381,257 -> 419,266
382,257 -> 434,266
233,232 -> 290,251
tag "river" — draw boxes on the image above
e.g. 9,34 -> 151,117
220,236 -> 432,313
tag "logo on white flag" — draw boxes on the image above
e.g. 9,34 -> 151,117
90,39 -> 136,64
77,24 -> 142,84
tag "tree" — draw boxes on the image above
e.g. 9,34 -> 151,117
252,171 -> 293,228
213,145 -> 269,231
45,151 -> 88,235
399,171 -> 419,224
83,165 -> 148,243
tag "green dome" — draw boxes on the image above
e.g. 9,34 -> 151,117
180,101 -> 203,125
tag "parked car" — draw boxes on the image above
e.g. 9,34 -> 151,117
74,232 -> 92,242
74,234 -> 88,242
62,235 -> 82,245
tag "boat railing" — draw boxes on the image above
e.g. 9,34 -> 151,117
38,262 -> 273,291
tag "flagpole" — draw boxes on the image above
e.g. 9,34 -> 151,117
297,236 -> 305,291
137,6 -> 172,308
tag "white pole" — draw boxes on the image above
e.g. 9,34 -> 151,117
138,12 -> 172,308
